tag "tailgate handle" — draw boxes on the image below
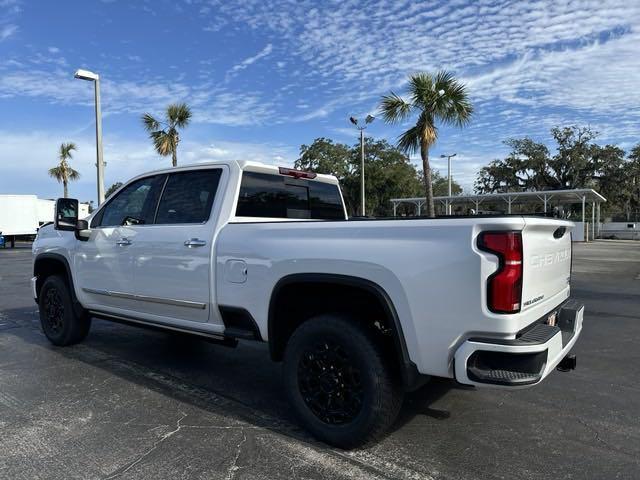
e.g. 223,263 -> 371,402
553,227 -> 566,239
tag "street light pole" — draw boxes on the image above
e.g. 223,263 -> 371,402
350,115 -> 375,216
360,128 -> 365,216
75,69 -> 105,205
94,76 -> 105,205
440,153 -> 457,214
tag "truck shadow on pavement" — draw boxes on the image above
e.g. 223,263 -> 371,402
1,305 -> 457,451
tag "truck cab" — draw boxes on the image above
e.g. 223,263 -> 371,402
35,161 -> 344,331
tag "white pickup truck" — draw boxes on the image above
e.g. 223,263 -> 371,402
31,161 -> 583,448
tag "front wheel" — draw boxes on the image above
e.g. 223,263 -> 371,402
283,314 -> 403,448
38,275 -> 91,346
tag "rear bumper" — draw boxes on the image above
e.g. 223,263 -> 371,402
454,300 -> 583,387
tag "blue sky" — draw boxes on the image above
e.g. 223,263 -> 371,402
1,0 -> 639,204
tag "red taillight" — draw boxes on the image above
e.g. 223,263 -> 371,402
278,167 -> 317,179
478,231 -> 523,314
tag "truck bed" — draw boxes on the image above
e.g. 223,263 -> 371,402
217,215 -> 574,378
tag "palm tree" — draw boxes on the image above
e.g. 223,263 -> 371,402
105,182 -> 123,199
380,71 -> 473,217
141,103 -> 192,167
49,142 -> 80,198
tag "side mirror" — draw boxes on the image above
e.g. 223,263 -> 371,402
76,219 -> 90,241
54,198 -> 79,231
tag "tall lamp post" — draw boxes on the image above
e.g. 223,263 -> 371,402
440,153 -> 457,214
349,115 -> 375,216
74,69 -> 105,205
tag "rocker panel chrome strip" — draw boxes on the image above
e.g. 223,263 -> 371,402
88,310 -> 224,339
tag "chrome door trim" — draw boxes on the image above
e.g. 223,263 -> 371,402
82,287 -> 207,310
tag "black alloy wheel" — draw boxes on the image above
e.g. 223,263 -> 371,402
283,314 -> 403,449
38,275 -> 91,346
298,340 -> 364,425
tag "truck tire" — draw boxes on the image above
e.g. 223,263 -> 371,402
283,314 -> 403,449
38,275 -> 91,346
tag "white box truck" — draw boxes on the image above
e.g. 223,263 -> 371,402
0,195 -> 89,247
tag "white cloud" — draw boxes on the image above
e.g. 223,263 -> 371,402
202,0 -> 640,132
0,65 -> 276,126
0,0 -> 21,41
202,17 -> 227,32
193,91 -> 275,126
464,30 -> 640,116
6,0 -> 639,136
181,139 -> 297,166
330,126 -> 361,141
0,130 -> 298,203
0,24 -> 17,41
226,43 -> 273,79
0,130 -> 108,202
0,0 -> 21,13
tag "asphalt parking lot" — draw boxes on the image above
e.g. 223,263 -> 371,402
1,240 -> 639,480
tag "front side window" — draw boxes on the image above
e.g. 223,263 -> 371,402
236,172 -> 344,220
95,175 -> 165,227
155,169 -> 222,224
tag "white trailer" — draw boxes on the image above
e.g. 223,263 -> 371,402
600,222 -> 640,240
0,195 -> 90,247
0,195 -> 40,236
35,199 -> 89,224
37,199 -> 56,226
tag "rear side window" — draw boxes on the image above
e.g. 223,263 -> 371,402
155,169 -> 222,224
236,172 -> 344,220
310,180 -> 345,219
95,175 -> 165,227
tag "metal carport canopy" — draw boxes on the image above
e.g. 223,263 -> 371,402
390,188 -> 606,223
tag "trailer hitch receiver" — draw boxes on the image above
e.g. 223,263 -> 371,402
557,354 -> 576,372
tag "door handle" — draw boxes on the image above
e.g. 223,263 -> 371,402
184,238 -> 207,247
116,238 -> 132,246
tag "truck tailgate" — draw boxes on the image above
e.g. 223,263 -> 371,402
520,217 -> 573,313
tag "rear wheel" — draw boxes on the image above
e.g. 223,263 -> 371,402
39,275 -> 91,346
283,314 -> 403,448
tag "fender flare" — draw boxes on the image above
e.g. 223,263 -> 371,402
268,273 -> 426,391
34,253 -> 85,317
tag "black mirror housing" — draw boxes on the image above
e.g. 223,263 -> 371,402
75,219 -> 90,241
54,198 -> 79,231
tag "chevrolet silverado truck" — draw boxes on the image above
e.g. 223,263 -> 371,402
31,161 -> 583,448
